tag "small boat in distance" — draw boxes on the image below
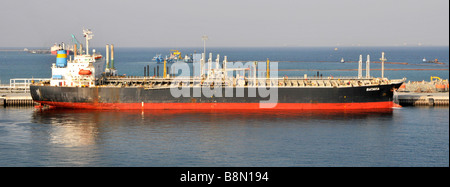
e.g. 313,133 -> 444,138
423,58 -> 444,65
152,50 -> 201,63
51,43 -> 74,55
152,54 -> 164,63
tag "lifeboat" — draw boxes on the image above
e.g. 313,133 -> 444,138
79,69 -> 92,75
94,54 -> 102,60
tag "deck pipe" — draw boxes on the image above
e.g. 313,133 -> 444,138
111,44 -> 115,69
105,44 -> 110,70
380,52 -> 386,78
358,55 -> 363,78
366,55 -> 370,78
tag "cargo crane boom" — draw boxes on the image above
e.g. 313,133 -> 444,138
71,34 -> 83,55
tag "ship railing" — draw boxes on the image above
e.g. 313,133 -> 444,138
105,75 -> 375,81
102,75 -> 400,88
3,78 -> 51,93
391,78 -> 407,84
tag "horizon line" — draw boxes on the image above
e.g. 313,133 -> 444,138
1,45 -> 449,49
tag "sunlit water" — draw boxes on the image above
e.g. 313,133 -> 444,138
0,107 -> 448,166
0,47 -> 448,166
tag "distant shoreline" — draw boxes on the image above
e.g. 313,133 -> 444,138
1,46 -> 449,50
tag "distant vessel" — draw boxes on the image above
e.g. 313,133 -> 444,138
423,58 -> 444,65
341,58 -> 345,63
51,43 -> 73,55
152,54 -> 164,63
152,50 -> 201,63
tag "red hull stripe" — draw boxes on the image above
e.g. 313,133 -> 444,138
37,101 -> 396,110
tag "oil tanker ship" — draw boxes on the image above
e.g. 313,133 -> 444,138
30,29 -> 404,110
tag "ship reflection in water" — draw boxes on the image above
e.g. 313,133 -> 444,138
31,109 -> 394,146
32,109 -> 395,127
30,109 -> 395,166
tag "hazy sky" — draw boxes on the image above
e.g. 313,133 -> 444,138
0,0 -> 448,47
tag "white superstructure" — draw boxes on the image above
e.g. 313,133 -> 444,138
50,29 -> 112,87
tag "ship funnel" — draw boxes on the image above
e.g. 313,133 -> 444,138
56,50 -> 68,67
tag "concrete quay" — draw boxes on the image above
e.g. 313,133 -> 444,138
395,79 -> 449,106
395,92 -> 449,106
1,93 -> 36,107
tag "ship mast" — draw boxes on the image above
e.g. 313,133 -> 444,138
83,29 -> 94,55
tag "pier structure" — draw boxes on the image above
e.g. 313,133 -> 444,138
0,93 -> 35,107
395,78 -> 449,106
395,92 -> 449,106
0,78 -> 50,93
1,78 -> 48,107
398,79 -> 449,93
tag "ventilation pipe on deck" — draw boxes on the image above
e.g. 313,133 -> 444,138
207,53 -> 212,78
223,56 -> 227,80
200,53 -> 205,78
163,59 -> 167,78
358,55 -> 363,78
216,54 -> 220,70
105,44 -> 110,70
380,52 -> 386,78
366,55 -> 370,78
111,44 -> 115,69
74,44 -> 77,57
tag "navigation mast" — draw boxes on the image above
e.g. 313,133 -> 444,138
83,29 -> 94,55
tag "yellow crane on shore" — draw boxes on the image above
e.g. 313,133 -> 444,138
430,76 -> 441,82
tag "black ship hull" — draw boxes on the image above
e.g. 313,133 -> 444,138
30,83 -> 402,110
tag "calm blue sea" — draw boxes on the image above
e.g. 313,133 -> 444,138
1,46 -> 449,83
0,47 -> 448,166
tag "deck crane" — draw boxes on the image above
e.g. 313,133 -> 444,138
71,34 -> 83,55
